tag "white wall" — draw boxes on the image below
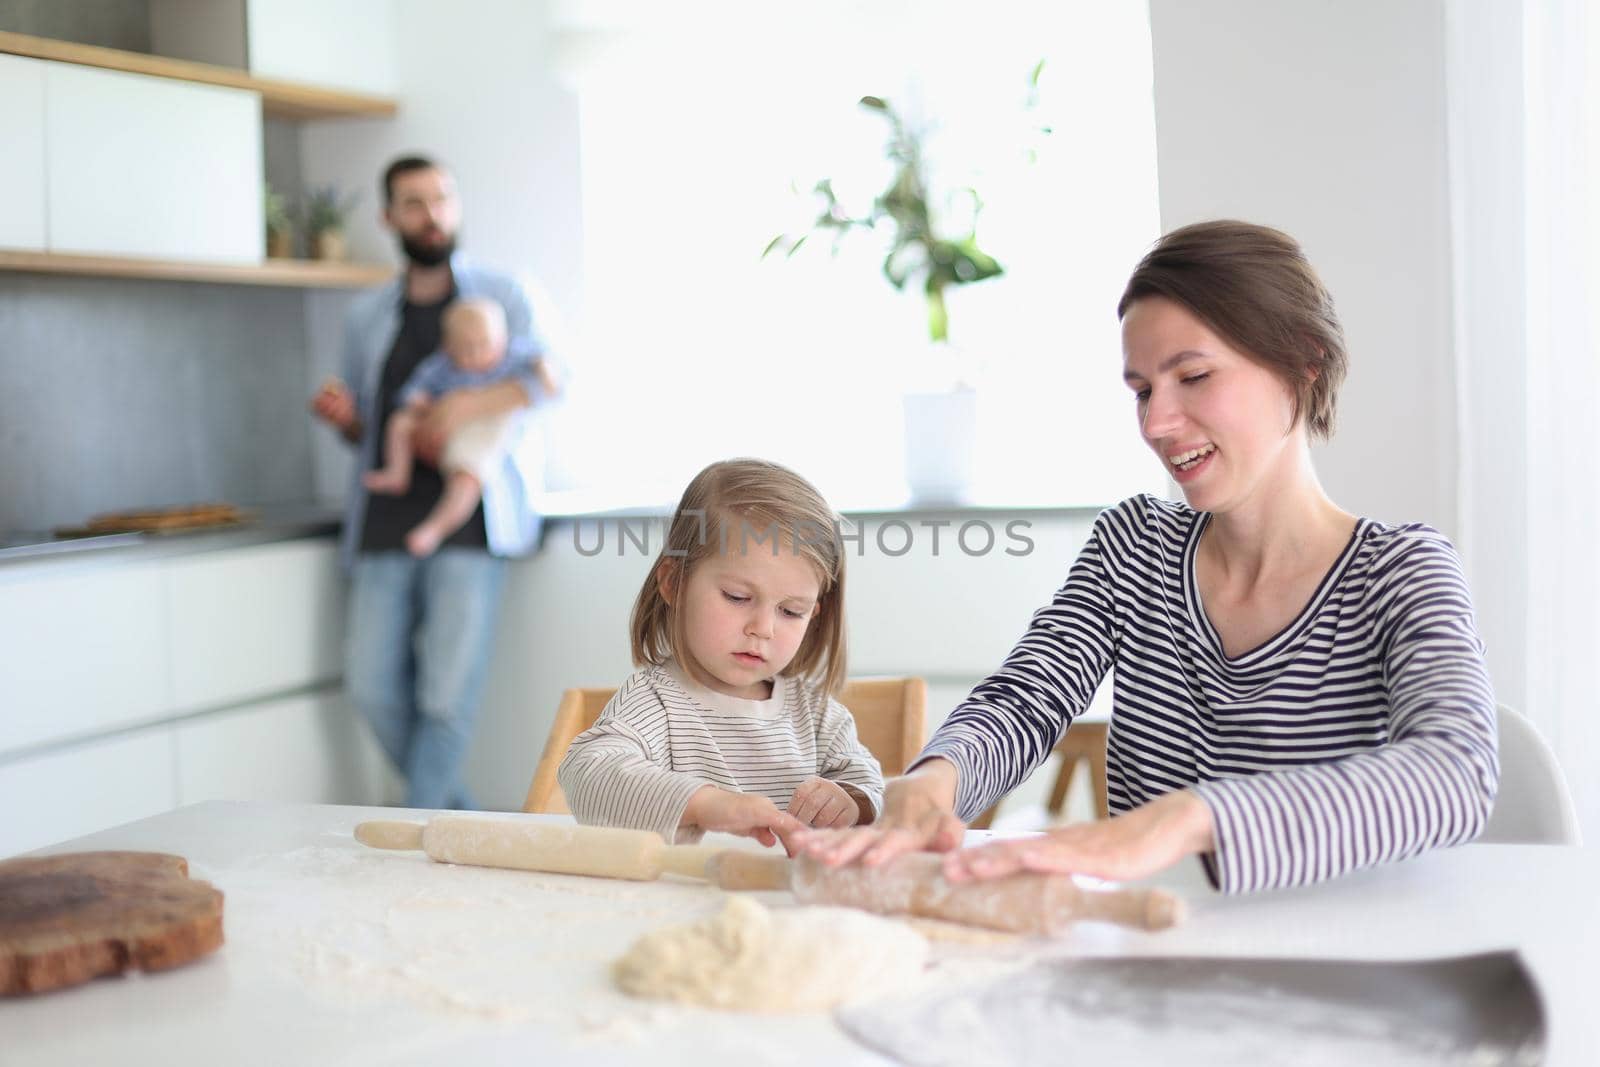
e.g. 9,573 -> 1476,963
1147,0 -> 1458,539
1442,0 -> 1529,717
299,0 -> 581,310
299,0 -> 582,503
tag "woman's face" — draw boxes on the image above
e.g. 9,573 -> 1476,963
1121,295 -> 1302,514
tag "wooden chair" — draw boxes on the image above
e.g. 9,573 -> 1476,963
967,720 -> 1110,830
522,676 -> 928,814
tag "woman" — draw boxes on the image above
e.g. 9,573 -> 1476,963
801,220 -> 1498,893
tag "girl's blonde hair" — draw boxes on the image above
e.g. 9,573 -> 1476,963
630,458 -> 848,695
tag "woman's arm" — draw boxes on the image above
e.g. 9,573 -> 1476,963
802,504 -> 1131,865
917,512 -> 1124,821
948,531 -> 1497,893
1189,534 -> 1497,893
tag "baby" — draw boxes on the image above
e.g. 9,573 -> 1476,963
363,296 -> 552,557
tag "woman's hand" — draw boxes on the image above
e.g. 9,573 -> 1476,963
683,787 -> 807,854
796,759 -> 966,868
786,777 -> 860,830
942,789 -> 1215,884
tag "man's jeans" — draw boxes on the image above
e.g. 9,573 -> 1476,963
346,549 -> 507,809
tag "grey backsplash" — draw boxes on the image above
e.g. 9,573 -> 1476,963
0,0 -> 151,52
0,274 -> 357,531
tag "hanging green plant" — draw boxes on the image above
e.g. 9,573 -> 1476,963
765,62 -> 1045,345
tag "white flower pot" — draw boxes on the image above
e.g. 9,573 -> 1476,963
902,387 -> 977,504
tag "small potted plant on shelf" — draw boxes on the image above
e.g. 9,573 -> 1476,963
765,67 -> 1044,503
304,185 -> 361,262
264,185 -> 294,259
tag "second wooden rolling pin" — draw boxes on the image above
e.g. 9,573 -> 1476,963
355,815 -> 1185,934
709,851 -> 1185,934
354,816 -> 725,881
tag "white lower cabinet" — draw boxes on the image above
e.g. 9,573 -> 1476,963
0,727 -> 178,858
166,540 -> 345,713
0,537 -> 377,858
0,560 -> 170,756
173,689 -> 381,806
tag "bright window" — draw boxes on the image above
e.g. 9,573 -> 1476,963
551,1 -> 1164,507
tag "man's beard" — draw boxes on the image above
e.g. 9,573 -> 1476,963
399,231 -> 456,267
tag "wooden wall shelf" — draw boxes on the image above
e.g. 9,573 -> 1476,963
0,251 -> 393,289
0,30 -> 398,120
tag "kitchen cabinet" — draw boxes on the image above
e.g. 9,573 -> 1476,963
246,0 -> 399,96
0,560 -> 169,756
45,63 -> 262,263
0,536 -> 378,858
0,54 -> 47,250
165,539 -> 343,713
0,28 -> 395,284
0,727 -> 178,857
173,690 -> 382,807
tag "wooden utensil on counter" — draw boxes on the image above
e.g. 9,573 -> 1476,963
0,852 -> 225,997
708,850 -> 1185,934
354,816 -> 727,881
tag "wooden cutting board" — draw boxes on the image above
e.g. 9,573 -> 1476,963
53,502 -> 249,538
0,851 -> 225,996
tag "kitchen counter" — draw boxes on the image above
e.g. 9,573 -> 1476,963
0,491 -> 1103,570
5,801 -> 1597,1065
0,502 -> 341,567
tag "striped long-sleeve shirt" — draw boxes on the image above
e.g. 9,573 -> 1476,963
920,495 -> 1499,894
559,663 -> 886,843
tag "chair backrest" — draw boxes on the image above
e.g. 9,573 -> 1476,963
523,687 -> 614,814
522,675 -> 928,814
1479,703 -> 1582,845
837,676 -> 927,777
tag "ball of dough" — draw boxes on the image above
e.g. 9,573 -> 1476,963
613,896 -> 928,1013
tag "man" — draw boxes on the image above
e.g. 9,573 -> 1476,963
310,155 -> 557,809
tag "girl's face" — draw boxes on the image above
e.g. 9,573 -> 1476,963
1121,295 -> 1303,514
663,543 -> 822,700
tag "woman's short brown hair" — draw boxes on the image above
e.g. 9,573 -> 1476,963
1116,220 -> 1348,439
630,458 -> 849,696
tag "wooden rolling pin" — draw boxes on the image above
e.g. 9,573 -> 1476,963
354,816 -> 725,881
708,851 -> 1185,934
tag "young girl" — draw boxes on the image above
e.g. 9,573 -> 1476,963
558,459 -> 883,849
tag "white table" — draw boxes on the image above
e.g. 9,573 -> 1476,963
4,802 -> 1596,1066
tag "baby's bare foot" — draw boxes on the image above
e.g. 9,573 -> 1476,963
406,525 -> 443,558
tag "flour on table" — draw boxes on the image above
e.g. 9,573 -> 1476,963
613,895 -> 930,1013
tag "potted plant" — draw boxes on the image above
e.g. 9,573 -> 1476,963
304,184 -> 360,262
766,72 -> 1040,502
765,95 -> 1006,347
264,185 -> 294,259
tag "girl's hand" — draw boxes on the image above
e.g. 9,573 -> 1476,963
786,777 -> 859,829
942,789 -> 1215,884
683,787 -> 807,854
795,759 -> 966,869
